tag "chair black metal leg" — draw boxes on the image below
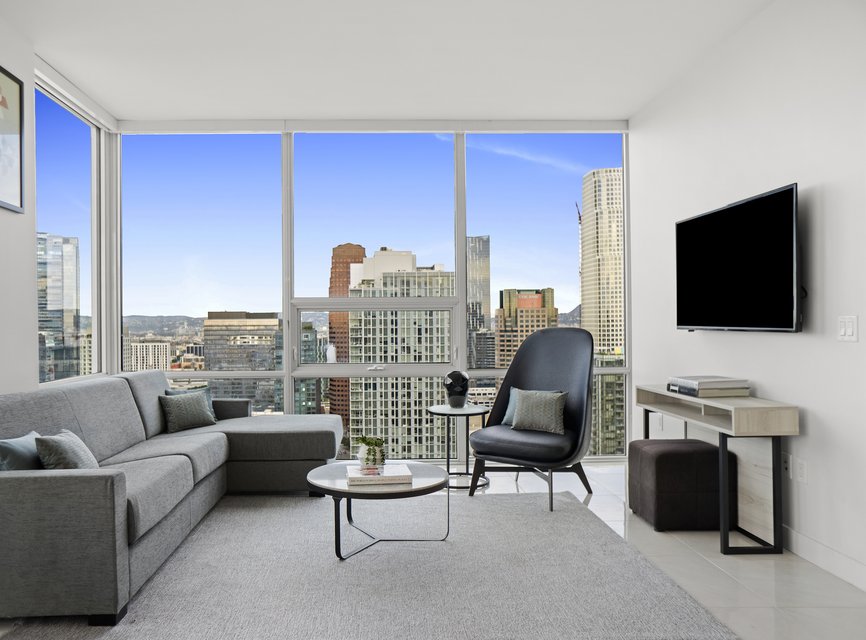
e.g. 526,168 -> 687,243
548,470 -> 554,511
573,462 -> 592,494
469,458 -> 485,496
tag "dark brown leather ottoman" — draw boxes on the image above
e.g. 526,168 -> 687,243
628,439 -> 736,531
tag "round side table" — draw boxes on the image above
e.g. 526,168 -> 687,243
427,403 -> 490,489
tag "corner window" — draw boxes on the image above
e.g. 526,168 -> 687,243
35,89 -> 96,382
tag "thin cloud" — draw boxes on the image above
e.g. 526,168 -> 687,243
432,133 -> 588,175
468,138 -> 588,175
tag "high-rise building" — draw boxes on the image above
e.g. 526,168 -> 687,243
125,341 -> 172,371
36,232 -> 82,382
494,288 -> 558,368
468,328 -> 495,369
580,167 -> 624,356
466,235 -> 493,368
346,248 -> 453,459
78,331 -> 93,376
466,235 -> 490,331
294,321 -> 322,415
327,243 -> 366,428
203,311 -> 281,413
580,167 -> 625,455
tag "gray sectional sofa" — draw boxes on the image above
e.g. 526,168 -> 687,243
0,370 -> 342,625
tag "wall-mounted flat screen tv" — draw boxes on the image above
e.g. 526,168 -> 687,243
676,183 -> 802,332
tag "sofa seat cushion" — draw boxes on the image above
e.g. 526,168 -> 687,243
469,424 -> 578,465
159,414 -> 342,461
101,433 -> 228,483
102,456 -> 194,542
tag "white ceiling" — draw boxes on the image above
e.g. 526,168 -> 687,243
1,0 -> 773,122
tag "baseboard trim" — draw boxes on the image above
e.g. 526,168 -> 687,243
785,525 -> 866,592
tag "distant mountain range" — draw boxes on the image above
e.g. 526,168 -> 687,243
124,315 -> 206,336
79,315 -> 205,336
558,304 -> 581,327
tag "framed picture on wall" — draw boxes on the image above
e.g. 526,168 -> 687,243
0,64 -> 23,213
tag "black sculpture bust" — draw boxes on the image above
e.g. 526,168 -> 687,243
444,370 -> 470,408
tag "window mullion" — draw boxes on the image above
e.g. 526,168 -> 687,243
454,133 -> 468,370
283,132 -> 294,410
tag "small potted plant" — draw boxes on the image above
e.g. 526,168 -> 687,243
356,436 -> 386,474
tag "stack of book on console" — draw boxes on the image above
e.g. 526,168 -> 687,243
346,464 -> 413,486
667,375 -> 751,398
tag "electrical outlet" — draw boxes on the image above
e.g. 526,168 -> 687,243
782,453 -> 793,480
795,458 -> 808,484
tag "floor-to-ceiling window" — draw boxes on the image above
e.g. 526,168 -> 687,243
34,89 -> 97,382
464,133 -> 626,455
291,133 -> 456,458
120,134 -> 282,411
116,128 -> 627,457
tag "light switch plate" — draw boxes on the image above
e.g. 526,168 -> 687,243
838,316 -> 858,342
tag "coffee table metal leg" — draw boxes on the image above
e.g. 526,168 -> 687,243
332,490 -> 451,560
334,497 -> 378,560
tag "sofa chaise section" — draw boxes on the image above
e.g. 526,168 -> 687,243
120,370 -> 343,492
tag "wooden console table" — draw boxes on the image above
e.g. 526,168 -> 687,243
635,384 -> 799,554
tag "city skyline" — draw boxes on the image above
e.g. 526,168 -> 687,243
118,232 -> 626,455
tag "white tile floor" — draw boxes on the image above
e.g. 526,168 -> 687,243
475,461 -> 866,640
3,461 -> 864,639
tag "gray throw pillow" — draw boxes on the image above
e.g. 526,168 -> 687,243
502,387 -> 519,425
511,389 -> 568,435
35,430 -> 99,470
165,386 -> 217,421
0,431 -> 43,470
159,391 -> 218,433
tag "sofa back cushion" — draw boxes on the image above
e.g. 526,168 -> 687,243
117,370 -> 171,438
0,377 -> 146,462
61,377 -> 147,460
0,386 -> 85,441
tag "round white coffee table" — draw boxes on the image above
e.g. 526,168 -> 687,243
307,461 -> 449,560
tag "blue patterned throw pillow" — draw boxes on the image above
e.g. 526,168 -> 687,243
0,431 -> 43,470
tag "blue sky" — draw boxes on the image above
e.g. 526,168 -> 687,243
35,90 -> 94,315
36,95 -> 622,317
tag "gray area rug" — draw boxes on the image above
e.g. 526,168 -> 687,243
8,492 -> 737,639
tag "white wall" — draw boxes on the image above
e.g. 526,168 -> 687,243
0,23 -> 37,393
630,0 -> 866,587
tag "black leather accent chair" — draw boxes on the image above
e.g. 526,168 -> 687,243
468,327 -> 594,510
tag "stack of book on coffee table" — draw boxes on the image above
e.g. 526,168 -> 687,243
667,375 -> 751,398
346,464 -> 413,486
